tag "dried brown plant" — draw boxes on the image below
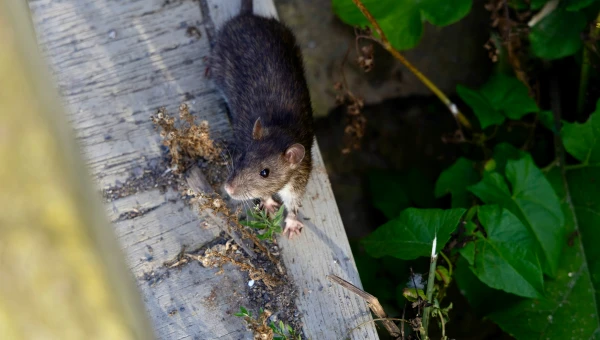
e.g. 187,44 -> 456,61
151,103 -> 221,173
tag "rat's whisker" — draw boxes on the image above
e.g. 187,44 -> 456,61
239,192 -> 251,215
224,145 -> 234,173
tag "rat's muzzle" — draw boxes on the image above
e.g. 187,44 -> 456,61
224,183 -> 235,196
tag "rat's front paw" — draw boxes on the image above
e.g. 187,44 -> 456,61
260,197 -> 280,215
282,216 -> 304,239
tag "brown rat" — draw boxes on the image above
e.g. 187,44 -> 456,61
209,0 -> 314,238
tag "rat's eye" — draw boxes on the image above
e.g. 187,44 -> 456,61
260,168 -> 270,178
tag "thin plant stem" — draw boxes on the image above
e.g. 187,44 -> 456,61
421,239 -> 439,339
350,0 -> 473,131
438,309 -> 447,340
578,13 -> 600,119
439,251 -> 452,276
541,158 -> 559,172
565,163 -> 590,171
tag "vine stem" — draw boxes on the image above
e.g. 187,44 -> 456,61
350,0 -> 473,130
577,12 -> 600,119
438,310 -> 447,340
439,250 -> 452,276
422,235 -> 438,339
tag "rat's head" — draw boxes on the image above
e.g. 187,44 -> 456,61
224,117 -> 305,201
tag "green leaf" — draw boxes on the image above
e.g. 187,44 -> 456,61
561,99 -> 600,165
239,220 -> 267,229
402,287 -> 427,302
538,110 -> 556,132
565,0 -> 598,11
479,74 -> 540,120
457,74 -> 539,129
435,158 -> 480,208
562,169 -> 600,313
488,168 -> 600,338
508,0 -> 547,10
459,205 -> 544,298
529,6 -> 587,59
331,0 -> 473,50
273,205 -> 285,223
508,0 -> 596,10
454,256 -> 522,316
490,111 -> 600,337
235,306 -> 250,317
531,0 -> 549,9
456,85 -> 504,129
468,156 -> 565,276
491,143 -> 528,174
361,208 -> 466,259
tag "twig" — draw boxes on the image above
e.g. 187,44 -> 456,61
350,0 -> 472,131
327,274 -> 401,338
528,0 -> 558,27
422,235 -> 438,339
401,304 -> 406,339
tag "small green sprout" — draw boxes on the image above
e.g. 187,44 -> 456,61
270,319 -> 301,340
239,205 -> 285,242
234,306 -> 301,340
234,306 -> 252,318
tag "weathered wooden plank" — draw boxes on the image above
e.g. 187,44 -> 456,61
0,1 -> 153,339
28,1 -> 252,338
28,0 -> 379,338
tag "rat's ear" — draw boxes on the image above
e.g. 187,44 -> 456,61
285,143 -> 305,166
252,118 -> 265,140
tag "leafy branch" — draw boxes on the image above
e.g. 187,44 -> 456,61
349,0 -> 473,131
335,0 -> 600,338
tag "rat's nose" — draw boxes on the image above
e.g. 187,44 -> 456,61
224,183 -> 234,195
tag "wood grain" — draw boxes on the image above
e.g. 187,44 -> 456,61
28,0 -> 379,338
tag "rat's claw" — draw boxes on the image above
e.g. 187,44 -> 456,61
260,197 -> 280,215
283,216 -> 304,239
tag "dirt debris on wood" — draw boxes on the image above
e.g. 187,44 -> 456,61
101,156 -> 182,202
